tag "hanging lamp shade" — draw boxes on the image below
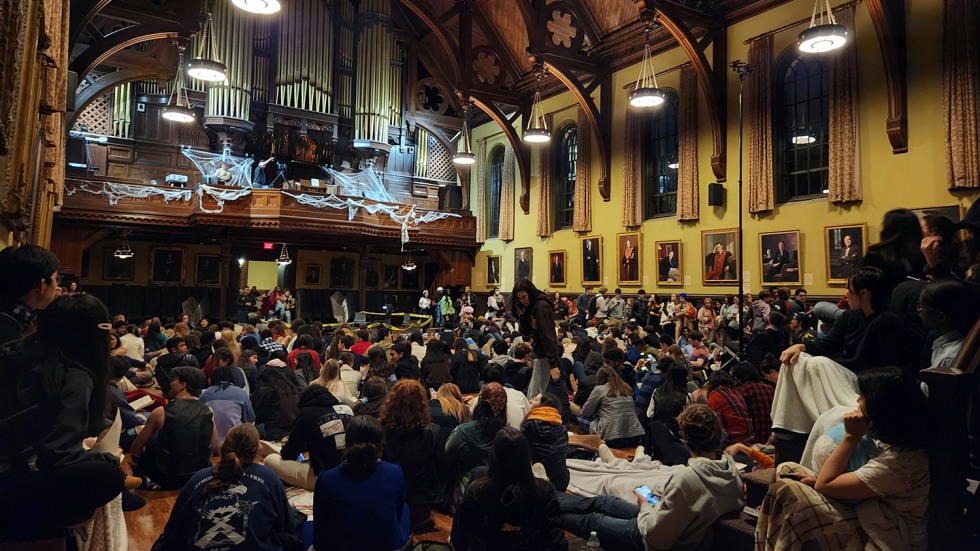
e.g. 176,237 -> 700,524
630,43 -> 665,108
276,244 -> 292,266
188,12 -> 227,82
402,251 -> 417,271
798,0 -> 848,53
114,236 -> 134,259
231,0 -> 281,14
524,89 -> 551,144
453,106 -> 477,165
162,49 -> 196,123
791,124 -> 816,145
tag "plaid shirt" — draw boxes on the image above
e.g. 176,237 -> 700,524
259,337 -> 284,353
737,381 -> 775,442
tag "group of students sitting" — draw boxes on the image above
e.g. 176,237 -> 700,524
0,200 -> 978,550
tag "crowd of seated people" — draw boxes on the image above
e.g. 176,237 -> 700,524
0,200 -> 979,548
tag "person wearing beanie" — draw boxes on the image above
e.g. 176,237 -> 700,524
131,366 -> 215,490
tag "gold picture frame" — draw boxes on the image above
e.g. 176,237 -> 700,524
701,229 -> 738,285
617,232 -> 642,285
759,230 -> 802,286
548,250 -> 567,287
825,223 -> 867,284
581,236 -> 603,286
655,240 -> 682,286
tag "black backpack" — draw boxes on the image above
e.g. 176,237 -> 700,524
454,355 -> 482,394
587,295 -> 599,317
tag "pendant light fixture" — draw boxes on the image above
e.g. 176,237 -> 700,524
402,250 -> 417,271
231,0 -> 281,15
453,99 -> 476,165
791,126 -> 816,145
113,236 -> 134,259
162,45 -> 196,123
629,14 -> 665,108
188,10 -> 227,82
798,0 -> 848,53
276,244 -> 292,266
523,67 -> 551,144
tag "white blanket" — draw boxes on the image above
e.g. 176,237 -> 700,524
770,353 -> 859,434
566,456 -> 684,503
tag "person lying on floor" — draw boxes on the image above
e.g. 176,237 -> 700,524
556,404 -> 744,551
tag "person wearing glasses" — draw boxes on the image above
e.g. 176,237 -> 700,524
0,244 -> 62,345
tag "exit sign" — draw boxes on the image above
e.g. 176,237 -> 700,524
263,242 -> 274,250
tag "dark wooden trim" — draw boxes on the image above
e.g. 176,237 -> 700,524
69,0 -> 114,51
397,0 -> 462,84
69,23 -> 185,81
469,96 -> 532,214
68,65 -> 174,132
866,0 -> 908,154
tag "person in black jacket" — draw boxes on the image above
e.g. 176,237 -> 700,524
450,342 -> 486,393
503,342 -> 534,392
264,385 -> 354,491
0,244 -> 60,346
522,393 -> 570,492
154,337 -> 200,399
421,339 -> 452,390
390,341 -> 422,381
252,354 -> 301,441
512,278 -> 562,399
380,379 -> 443,531
451,427 -> 568,551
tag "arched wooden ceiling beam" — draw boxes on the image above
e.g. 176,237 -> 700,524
865,0 -> 908,154
69,0 -> 114,51
469,95 -> 532,214
414,121 -> 455,153
397,0 -> 463,84
69,23 -> 184,81
542,59 -> 612,202
636,1 -> 728,181
68,65 -> 173,131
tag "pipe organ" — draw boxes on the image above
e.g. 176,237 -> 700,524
353,0 -> 400,146
275,0 -> 333,114
205,0 -> 254,131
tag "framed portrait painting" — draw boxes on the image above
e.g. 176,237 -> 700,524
383,265 -> 400,289
363,264 -> 380,289
305,265 -> 322,285
486,256 -> 501,286
617,232 -> 641,285
195,254 -> 221,286
330,258 -> 355,288
825,224 -> 867,284
401,265 -> 421,290
581,236 -> 602,285
514,248 -> 532,283
150,247 -> 184,284
103,246 -> 134,281
760,230 -> 802,286
701,229 -> 737,285
548,250 -> 567,287
655,241 -> 681,286
911,205 -> 962,223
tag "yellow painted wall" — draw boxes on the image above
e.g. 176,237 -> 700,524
470,0 -> 978,297
247,261 -> 280,290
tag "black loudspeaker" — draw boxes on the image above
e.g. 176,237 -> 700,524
66,136 -> 88,169
66,71 -> 78,113
707,183 -> 725,206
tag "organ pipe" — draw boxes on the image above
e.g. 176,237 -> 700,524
111,82 -> 132,138
275,0 -> 332,113
415,128 -> 429,178
206,0 -> 253,125
354,0 -> 397,144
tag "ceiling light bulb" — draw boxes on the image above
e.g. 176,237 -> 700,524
453,152 -> 476,165
798,24 -> 848,53
231,0 -> 281,14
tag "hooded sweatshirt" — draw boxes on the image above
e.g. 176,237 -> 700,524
280,386 -> 353,475
637,453 -> 744,551
517,293 -> 561,368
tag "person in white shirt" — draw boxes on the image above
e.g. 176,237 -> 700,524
918,279 -> 979,368
119,324 -> 145,362
594,287 -> 608,324
470,365 -> 532,429
418,290 -> 432,315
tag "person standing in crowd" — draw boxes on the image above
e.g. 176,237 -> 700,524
418,289 -> 432,315
153,424 -> 293,551
440,288 -> 456,326
576,287 -> 592,326
511,278 -> 562,398
697,298 -> 719,345
607,289 -> 626,329
0,244 -> 61,345
631,289 -> 650,326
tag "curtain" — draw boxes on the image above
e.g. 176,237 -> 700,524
747,35 -> 774,214
474,138 -> 487,243
573,107 -> 592,232
828,6 -> 862,203
623,105 -> 643,226
677,65 -> 700,221
536,115 -> 553,237
944,0 -> 980,189
500,144 -> 516,241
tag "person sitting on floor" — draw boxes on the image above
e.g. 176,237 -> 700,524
645,359 -> 695,466
154,336 -> 200,399
471,365 -> 531,430
421,338 -> 453,391
313,415 -> 411,551
756,367 -> 929,550
108,356 -> 147,451
556,404 -> 744,551
917,278 -> 980,369
252,352 -> 301,441
521,392 -> 570,492
131,366 -> 216,489
581,366 -> 646,449
263,383 -> 354,491
451,427 -> 568,551
705,371 -> 755,446
732,362 -> 775,444
200,365 -> 255,448
446,382 -> 509,510
152,423 -> 295,551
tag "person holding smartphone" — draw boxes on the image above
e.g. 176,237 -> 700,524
555,404 -> 743,551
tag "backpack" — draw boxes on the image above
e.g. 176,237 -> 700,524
587,296 -> 599,317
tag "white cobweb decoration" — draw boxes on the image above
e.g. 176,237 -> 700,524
321,165 -> 395,203
180,147 -> 254,188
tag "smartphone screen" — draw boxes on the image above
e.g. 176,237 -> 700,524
635,485 -> 660,505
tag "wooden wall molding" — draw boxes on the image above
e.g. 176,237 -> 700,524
865,0 -> 908,154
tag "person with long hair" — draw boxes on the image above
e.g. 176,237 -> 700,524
309,358 -> 357,407
293,351 -> 320,388
421,338 -> 452,390
0,294 -> 126,541
380,380 -> 443,531
556,405 -> 743,551
313,416 -> 411,551
757,367 -> 929,550
445,382 -> 509,509
451,427 -> 568,550
581,366 -> 645,449
252,352 -> 302,441
731,361 -> 775,443
430,383 -> 472,452
644,359 -> 694,465
696,298 -> 718,345
450,339 -> 485,393
705,371 -> 755,445
511,278 -> 562,398
153,424 -> 293,551
365,345 -> 394,383
522,392 -> 570,492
